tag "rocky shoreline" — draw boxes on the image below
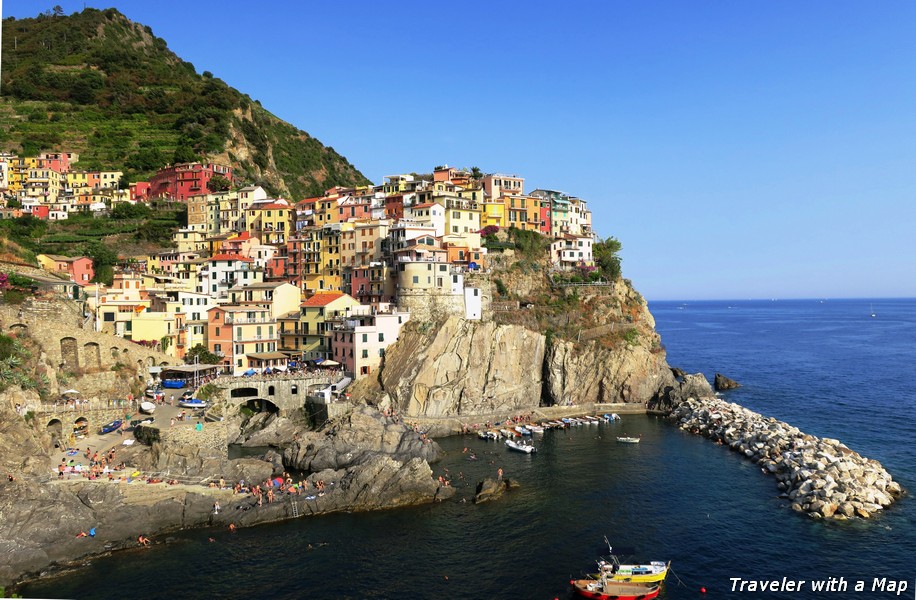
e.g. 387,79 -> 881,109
668,396 -> 904,519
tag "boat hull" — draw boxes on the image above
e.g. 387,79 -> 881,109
570,579 -> 660,600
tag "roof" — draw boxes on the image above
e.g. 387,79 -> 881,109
246,352 -> 289,360
410,202 -> 438,209
208,254 -> 253,262
253,203 -> 292,210
301,292 -> 348,307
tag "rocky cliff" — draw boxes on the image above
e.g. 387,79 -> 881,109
370,280 -> 675,419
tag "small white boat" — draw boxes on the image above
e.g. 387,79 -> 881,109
617,436 -> 641,444
139,401 -> 157,415
527,423 -> 545,434
585,416 -> 600,424
515,425 -> 531,436
499,428 -> 515,438
603,413 -> 621,422
506,439 -> 537,453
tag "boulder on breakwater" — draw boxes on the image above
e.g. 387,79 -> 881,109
714,373 -> 741,390
668,397 -> 903,520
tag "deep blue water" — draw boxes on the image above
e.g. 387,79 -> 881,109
21,299 -> 916,599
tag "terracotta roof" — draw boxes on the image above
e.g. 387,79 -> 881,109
410,202 -> 438,209
228,231 -> 252,241
301,292 -> 347,307
208,254 -> 253,262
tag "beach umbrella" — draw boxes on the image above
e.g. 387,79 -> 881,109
62,389 -> 81,396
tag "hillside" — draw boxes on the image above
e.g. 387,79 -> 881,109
0,8 -> 370,198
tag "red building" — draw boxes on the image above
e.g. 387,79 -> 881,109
148,163 -> 232,201
131,181 -> 151,201
385,194 -> 404,220
28,205 -> 50,220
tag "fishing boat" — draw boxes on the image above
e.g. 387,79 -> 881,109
178,398 -> 209,409
617,436 -> 641,444
100,420 -> 123,434
514,425 -> 531,435
603,413 -> 621,422
569,578 -> 660,600
505,438 -> 537,453
139,401 -> 157,415
598,559 -> 670,583
526,423 -> 545,434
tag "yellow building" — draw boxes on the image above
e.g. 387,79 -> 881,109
480,199 -> 506,229
440,196 -> 481,248
246,201 -> 294,246
504,194 -> 541,232
172,229 -> 208,253
131,310 -> 186,359
278,292 -> 361,361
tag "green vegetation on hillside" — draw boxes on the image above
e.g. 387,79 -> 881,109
0,206 -> 186,283
0,8 -> 370,197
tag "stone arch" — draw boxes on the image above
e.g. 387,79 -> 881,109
137,359 -> 145,373
291,384 -> 298,395
122,348 -> 130,355
60,337 -> 79,370
110,347 -> 121,359
159,361 -> 169,366
47,418 -> 63,440
268,385 -> 275,396
9,323 -> 28,336
74,416 -> 89,437
245,398 -> 279,414
83,342 -> 101,370
146,356 -> 156,367
230,387 -> 258,398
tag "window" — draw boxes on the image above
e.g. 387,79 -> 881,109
215,327 -> 220,337
378,333 -> 384,342
361,349 -> 368,359
412,276 -> 419,284
214,344 -> 222,353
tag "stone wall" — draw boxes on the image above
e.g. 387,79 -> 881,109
0,299 -> 177,397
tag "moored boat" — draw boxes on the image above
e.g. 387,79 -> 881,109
598,559 -> 670,583
139,401 -> 157,415
569,578 -> 660,600
617,436 -> 641,443
527,423 -> 545,433
514,425 -> 531,435
505,438 -> 537,453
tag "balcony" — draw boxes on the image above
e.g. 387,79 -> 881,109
224,316 -> 274,325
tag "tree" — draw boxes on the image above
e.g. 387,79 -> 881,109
6,198 -> 22,209
207,174 -> 231,193
184,344 -> 221,364
470,166 -> 483,180
593,236 -> 623,281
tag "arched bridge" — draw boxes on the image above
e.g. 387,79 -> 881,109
216,374 -> 346,415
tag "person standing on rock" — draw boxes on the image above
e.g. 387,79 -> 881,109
497,468 -> 503,480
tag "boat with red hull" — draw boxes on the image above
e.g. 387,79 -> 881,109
569,578 -> 660,600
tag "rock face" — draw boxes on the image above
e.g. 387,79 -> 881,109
377,311 -> 674,419
668,397 -> 904,520
283,405 -> 440,471
378,317 -> 547,417
473,477 -> 520,504
714,373 -> 741,390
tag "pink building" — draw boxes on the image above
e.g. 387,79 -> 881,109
131,182 -> 151,201
38,254 -> 94,284
148,163 -> 232,201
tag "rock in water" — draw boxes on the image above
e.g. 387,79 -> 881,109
473,477 -> 519,504
714,373 -> 741,390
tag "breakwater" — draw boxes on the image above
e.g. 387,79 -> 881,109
668,397 -> 904,519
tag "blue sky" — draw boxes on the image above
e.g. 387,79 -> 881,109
6,1 -> 916,300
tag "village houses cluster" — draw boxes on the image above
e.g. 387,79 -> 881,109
1,153 -> 596,379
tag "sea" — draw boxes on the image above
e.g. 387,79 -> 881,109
21,298 -> 916,599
